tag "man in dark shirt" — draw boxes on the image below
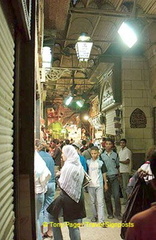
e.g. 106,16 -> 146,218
50,139 -> 62,169
80,140 -> 88,153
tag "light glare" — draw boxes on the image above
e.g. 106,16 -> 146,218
84,115 -> 89,120
76,100 -> 84,108
118,22 -> 138,48
42,47 -> 52,68
78,35 -> 90,41
65,96 -> 73,106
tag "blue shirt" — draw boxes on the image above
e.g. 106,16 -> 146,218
38,151 -> 55,183
101,151 -> 119,177
79,154 -> 88,172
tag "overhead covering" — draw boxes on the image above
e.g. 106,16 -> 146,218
44,0 -> 156,107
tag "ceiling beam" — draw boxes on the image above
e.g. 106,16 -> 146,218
53,52 -> 105,56
47,90 -> 68,92
55,38 -> 115,43
60,13 -> 73,66
48,82 -> 93,85
86,0 -> 92,8
59,77 -> 88,80
69,7 -> 156,20
54,38 -> 151,44
115,0 -> 124,11
47,66 -> 92,70
144,1 -> 156,13
90,15 -> 101,38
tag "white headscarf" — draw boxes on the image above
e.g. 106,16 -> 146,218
59,145 -> 84,202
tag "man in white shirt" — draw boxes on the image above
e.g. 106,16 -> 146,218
119,139 -> 132,205
34,150 -> 51,240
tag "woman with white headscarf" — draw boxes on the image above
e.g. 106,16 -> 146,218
47,145 -> 86,240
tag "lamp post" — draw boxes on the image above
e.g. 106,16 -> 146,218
75,33 -> 93,62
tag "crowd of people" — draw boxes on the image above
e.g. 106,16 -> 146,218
34,137 -> 156,240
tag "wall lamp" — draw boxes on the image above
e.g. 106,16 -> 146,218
115,108 -> 122,117
118,21 -> 138,48
117,0 -> 146,48
75,33 -> 93,62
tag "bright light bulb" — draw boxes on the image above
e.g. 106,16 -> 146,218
65,96 -> 73,106
78,34 -> 90,41
76,100 -> 84,108
84,115 -> 89,120
118,22 -> 138,48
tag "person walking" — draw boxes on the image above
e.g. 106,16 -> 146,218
80,140 -> 88,153
50,139 -> 62,170
82,143 -> 94,160
36,141 -> 56,238
119,139 -> 132,205
34,150 -> 51,240
47,145 -> 86,240
101,138 -> 122,220
126,145 -> 156,197
125,151 -> 156,240
87,146 -> 107,225
72,142 -> 88,172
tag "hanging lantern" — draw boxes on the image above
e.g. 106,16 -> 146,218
75,33 -> 93,62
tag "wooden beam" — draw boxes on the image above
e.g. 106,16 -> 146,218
60,13 -> 73,66
54,38 -> 150,44
115,0 -> 124,11
69,7 -> 156,20
48,82 -> 94,85
86,0 -> 92,8
90,15 -> 101,38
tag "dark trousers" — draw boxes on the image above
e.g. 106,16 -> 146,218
104,176 -> 121,216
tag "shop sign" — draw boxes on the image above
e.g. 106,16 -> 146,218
100,72 -> 117,111
98,56 -> 121,112
89,115 -> 103,129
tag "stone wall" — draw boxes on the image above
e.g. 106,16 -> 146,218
146,44 -> 156,107
122,56 -> 154,156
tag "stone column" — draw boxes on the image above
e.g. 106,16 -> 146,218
122,56 -> 153,167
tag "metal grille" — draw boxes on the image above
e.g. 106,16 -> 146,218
0,4 -> 15,240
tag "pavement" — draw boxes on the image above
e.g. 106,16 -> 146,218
48,190 -> 125,240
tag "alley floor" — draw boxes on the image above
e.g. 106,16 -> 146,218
50,190 -> 125,240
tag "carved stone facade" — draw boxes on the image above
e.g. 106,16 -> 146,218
130,108 -> 147,128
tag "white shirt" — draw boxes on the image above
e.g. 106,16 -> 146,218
34,150 -> 51,194
119,147 -> 132,173
140,162 -> 154,181
88,160 -> 100,187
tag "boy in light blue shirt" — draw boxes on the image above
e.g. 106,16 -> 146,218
87,146 -> 108,225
